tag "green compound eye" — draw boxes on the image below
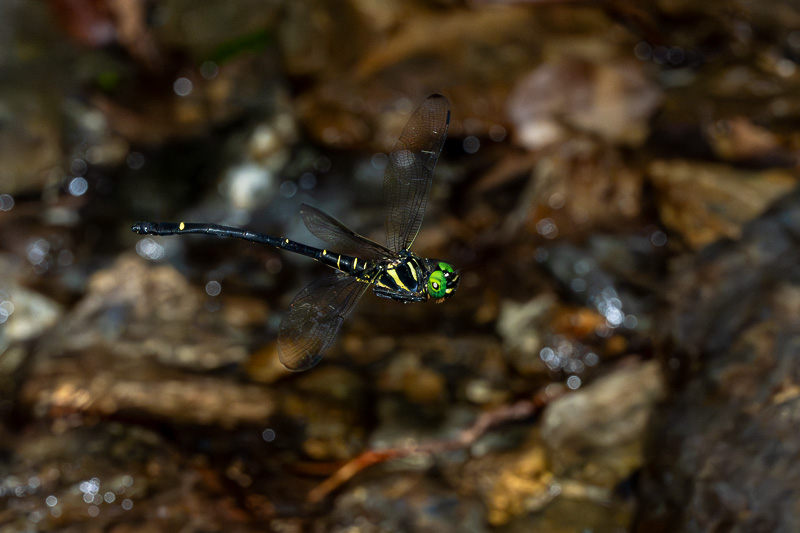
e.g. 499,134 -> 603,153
428,270 -> 447,299
438,262 -> 454,273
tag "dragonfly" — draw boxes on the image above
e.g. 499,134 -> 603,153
132,94 -> 459,371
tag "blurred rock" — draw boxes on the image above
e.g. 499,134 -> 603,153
0,101 -> 63,195
490,139 -> 644,240
496,294 -> 556,376
155,0 -> 281,62
649,159 -> 796,250
0,270 -> 63,349
289,3 -> 547,149
21,350 -> 275,427
378,351 -> 448,405
329,471 -> 487,533
18,255 -> 275,427
0,255 -> 64,413
641,289 -> 800,531
462,439 -> 556,526
508,58 -> 663,149
282,366 -> 367,460
44,255 -> 258,370
705,116 -> 788,164
541,360 -> 666,488
637,192 -> 800,531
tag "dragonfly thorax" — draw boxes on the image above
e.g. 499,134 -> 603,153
372,252 -> 428,302
372,251 -> 460,303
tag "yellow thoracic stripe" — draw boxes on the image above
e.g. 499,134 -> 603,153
386,267 -> 408,290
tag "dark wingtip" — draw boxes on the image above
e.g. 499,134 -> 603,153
282,353 -> 323,372
424,94 -> 450,125
429,93 -> 449,106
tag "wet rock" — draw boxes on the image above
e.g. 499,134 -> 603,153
496,274 -> 638,383
0,422 -> 260,532
637,192 -> 800,531
0,423 -> 169,531
665,194 -> 800,355
442,360 -> 665,531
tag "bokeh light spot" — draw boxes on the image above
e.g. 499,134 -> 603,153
566,376 -> 582,390
463,135 -> 480,154
200,61 -> 219,80
489,125 -> 507,142
0,194 -> 14,211
279,180 -> 297,198
205,281 -> 222,296
173,77 -> 193,96
68,177 -> 89,196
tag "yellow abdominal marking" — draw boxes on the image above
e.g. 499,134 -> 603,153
179,222 -> 185,230
337,255 -> 341,269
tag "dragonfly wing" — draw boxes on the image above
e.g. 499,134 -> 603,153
300,204 -> 393,260
383,94 -> 450,253
278,274 -> 371,371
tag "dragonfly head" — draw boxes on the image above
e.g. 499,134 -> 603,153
426,260 -> 460,303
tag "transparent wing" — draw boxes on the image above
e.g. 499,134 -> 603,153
278,274 -> 371,371
384,94 -> 450,253
300,204 -> 393,260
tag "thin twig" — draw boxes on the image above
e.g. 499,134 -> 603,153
308,386 -> 563,503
